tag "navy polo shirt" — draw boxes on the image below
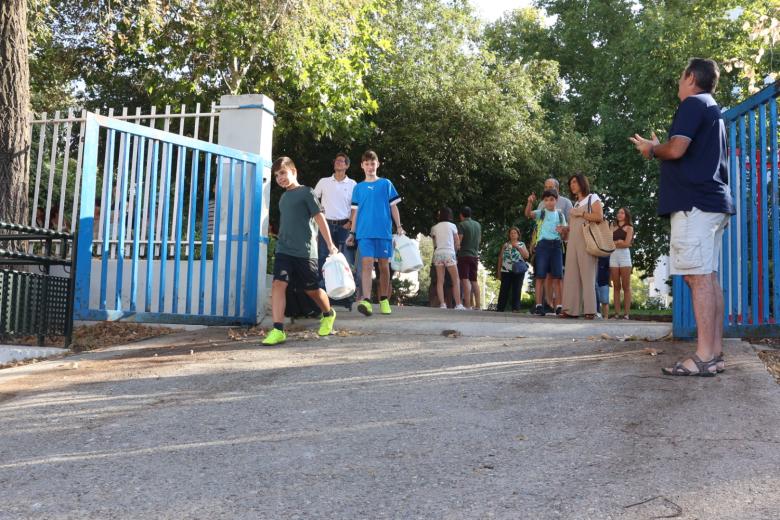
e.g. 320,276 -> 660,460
657,93 -> 735,217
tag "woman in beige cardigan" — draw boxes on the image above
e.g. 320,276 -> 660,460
560,173 -> 604,319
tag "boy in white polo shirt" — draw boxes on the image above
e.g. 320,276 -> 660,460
314,153 -> 357,268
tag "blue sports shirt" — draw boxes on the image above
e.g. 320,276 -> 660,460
351,177 -> 401,240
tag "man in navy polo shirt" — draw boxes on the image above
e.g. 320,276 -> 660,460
630,58 -> 735,377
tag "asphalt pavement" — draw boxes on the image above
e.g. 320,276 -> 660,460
0,306 -> 778,519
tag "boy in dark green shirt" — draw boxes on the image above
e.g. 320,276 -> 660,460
263,157 -> 339,346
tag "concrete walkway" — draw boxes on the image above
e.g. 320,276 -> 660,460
0,307 -> 778,519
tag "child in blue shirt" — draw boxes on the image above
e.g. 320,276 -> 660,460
525,189 -> 567,315
346,150 -> 404,316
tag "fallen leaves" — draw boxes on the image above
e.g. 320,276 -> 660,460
11,322 -> 176,352
757,350 -> 780,384
227,326 -> 267,341
227,326 -> 365,342
70,322 -> 175,352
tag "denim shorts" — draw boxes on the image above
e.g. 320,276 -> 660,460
596,284 -> 610,306
534,239 -> 563,279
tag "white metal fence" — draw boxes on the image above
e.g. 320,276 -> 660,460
27,103 -> 220,258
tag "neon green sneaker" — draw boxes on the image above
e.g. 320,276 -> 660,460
379,298 -> 392,315
318,310 -> 337,336
262,328 -> 287,346
357,299 -> 373,316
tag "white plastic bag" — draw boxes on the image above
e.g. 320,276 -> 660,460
391,234 -> 423,273
322,252 -> 356,299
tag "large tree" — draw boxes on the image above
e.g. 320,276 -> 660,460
0,0 -> 30,227
487,0 -> 763,275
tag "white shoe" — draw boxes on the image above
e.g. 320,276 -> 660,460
454,304 -> 466,310
439,303 -> 448,309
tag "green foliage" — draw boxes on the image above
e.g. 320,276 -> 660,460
487,0 -> 770,275
27,0 -> 773,281
29,0 -> 384,139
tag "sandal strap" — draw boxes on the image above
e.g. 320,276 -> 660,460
690,354 -> 717,375
667,360 -> 693,375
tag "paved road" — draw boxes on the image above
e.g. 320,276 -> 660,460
0,308 -> 778,519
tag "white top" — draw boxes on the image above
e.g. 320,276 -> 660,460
430,221 -> 458,254
573,193 -> 602,209
314,175 -> 357,220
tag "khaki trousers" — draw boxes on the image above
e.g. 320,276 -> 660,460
562,214 -> 598,316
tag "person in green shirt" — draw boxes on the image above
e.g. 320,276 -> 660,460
263,157 -> 339,346
457,207 -> 482,309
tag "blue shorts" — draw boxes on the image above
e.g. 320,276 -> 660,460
596,285 -> 610,306
534,239 -> 563,279
358,238 -> 393,259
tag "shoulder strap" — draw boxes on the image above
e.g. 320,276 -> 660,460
587,195 -> 592,212
556,209 -> 564,224
539,208 -> 545,220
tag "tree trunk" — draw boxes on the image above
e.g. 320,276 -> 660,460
0,0 -> 30,228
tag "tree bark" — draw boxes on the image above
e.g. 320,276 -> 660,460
0,0 -> 30,228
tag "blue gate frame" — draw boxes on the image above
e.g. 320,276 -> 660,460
74,113 -> 269,325
674,81 -> 780,338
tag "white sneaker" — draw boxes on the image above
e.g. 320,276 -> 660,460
439,303 -> 448,309
454,304 -> 466,310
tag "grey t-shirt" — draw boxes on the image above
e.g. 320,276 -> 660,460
276,186 -> 322,259
538,196 -> 573,221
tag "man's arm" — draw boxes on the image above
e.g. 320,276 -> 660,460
524,194 -> 536,218
629,131 -> 690,160
346,207 -> 358,246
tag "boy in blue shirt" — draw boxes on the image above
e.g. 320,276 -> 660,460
262,157 -> 339,346
346,151 -> 405,316
525,189 -> 567,315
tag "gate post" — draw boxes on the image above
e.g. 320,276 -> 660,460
217,95 -> 275,323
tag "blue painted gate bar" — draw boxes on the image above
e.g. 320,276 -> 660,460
673,81 -> 780,338
74,113 -> 269,325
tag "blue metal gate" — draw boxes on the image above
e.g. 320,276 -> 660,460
74,113 -> 268,325
674,81 -> 780,338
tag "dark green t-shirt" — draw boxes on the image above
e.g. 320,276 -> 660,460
457,218 -> 481,257
276,186 -> 322,259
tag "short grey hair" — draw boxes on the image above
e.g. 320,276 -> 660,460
545,178 -> 560,189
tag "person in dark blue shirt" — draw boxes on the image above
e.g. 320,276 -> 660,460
630,58 -> 735,377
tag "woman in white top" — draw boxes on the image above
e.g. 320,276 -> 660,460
560,173 -> 603,319
430,207 -> 465,310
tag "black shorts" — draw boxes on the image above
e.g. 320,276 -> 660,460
273,253 -> 320,290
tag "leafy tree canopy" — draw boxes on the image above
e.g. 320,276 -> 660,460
26,0 -> 776,277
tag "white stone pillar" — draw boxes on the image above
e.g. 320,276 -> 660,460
217,94 -> 275,322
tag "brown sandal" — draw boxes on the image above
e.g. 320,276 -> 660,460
558,312 -> 578,319
584,314 -> 596,320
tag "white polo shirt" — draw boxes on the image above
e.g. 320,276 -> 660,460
313,174 -> 356,220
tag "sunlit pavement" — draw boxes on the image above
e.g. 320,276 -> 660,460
0,306 -> 778,519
